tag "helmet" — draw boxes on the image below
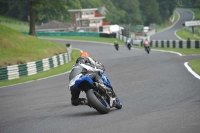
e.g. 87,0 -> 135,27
80,51 -> 89,57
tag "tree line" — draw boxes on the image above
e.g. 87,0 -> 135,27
0,0 -> 198,35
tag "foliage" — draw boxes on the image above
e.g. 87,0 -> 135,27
139,0 -> 160,25
0,0 -> 180,26
111,0 -> 142,24
157,0 -> 177,23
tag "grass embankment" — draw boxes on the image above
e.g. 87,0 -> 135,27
176,29 -> 200,40
0,15 -> 30,32
0,49 -> 80,87
42,36 -> 125,45
0,24 -> 67,67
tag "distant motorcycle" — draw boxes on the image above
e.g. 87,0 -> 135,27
127,43 -> 131,50
114,43 -> 119,51
126,39 -> 132,50
145,46 -> 151,54
144,40 -> 150,54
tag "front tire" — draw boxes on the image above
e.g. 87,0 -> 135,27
115,97 -> 122,109
86,89 -> 110,114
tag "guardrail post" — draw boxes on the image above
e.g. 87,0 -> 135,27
156,41 -> 158,47
173,40 -> 176,48
187,40 -> 191,48
161,40 -> 164,48
195,40 -> 200,48
0,67 -> 8,81
49,58 -> 54,68
167,40 -> 170,48
179,40 -> 183,48
18,64 -> 28,77
141,40 -> 143,46
36,60 -> 43,73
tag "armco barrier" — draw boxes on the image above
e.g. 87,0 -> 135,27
0,46 -> 72,81
116,33 -> 200,49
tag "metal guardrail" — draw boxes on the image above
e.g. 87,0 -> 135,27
0,46 -> 72,81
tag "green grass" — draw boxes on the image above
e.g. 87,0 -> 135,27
0,24 -> 67,67
0,15 -> 30,32
188,59 -> 200,75
0,49 -> 80,87
176,28 -> 200,40
42,36 -> 125,45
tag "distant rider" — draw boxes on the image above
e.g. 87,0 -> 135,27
126,39 -> 131,46
114,41 -> 119,50
69,51 -> 114,106
143,39 -> 150,50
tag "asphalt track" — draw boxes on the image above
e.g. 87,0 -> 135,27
150,9 -> 194,40
0,9 -> 200,133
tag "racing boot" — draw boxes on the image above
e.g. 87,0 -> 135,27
78,98 -> 89,105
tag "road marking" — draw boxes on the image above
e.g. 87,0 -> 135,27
184,62 -> 200,80
151,49 -> 183,56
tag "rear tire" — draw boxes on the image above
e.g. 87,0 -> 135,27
86,89 -> 110,114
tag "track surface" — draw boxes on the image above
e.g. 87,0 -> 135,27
150,9 -> 194,40
0,10 -> 200,133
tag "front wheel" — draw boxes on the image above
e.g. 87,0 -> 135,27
115,97 -> 122,109
86,89 -> 110,114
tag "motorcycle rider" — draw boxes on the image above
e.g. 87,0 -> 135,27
114,41 -> 119,50
126,39 -> 132,50
143,39 -> 150,50
69,51 -> 114,106
126,39 -> 131,46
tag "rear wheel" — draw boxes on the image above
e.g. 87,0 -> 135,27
86,89 -> 110,114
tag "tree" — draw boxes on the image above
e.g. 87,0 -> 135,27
111,0 -> 142,24
194,0 -> 200,7
79,0 -> 103,8
139,0 -> 160,25
157,0 -> 176,23
27,0 -> 68,36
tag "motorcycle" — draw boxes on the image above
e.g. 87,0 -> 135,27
114,43 -> 119,51
145,46 -> 151,54
69,63 -> 122,114
127,43 -> 131,50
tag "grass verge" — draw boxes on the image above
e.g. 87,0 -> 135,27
176,28 -> 200,40
41,36 -> 125,45
0,49 -> 80,88
0,25 -> 67,67
188,59 -> 200,75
